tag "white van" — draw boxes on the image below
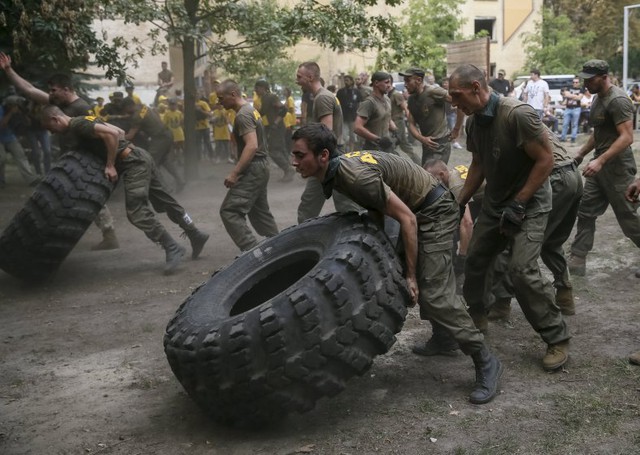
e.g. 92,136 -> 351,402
512,74 -> 576,107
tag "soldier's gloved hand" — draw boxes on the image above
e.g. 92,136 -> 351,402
500,200 -> 526,237
376,136 -> 393,150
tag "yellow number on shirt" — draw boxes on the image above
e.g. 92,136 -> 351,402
344,151 -> 378,164
454,164 -> 468,180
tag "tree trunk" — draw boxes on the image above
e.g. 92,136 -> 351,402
182,37 -> 198,181
182,0 -> 200,180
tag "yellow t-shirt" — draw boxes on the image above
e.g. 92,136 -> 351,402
253,93 -> 269,126
163,109 -> 184,142
129,93 -> 142,105
209,92 -> 218,107
195,100 -> 211,130
284,96 -> 296,128
211,108 -> 231,141
93,105 -> 106,120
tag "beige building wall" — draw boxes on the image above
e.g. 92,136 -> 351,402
91,0 -> 541,91
459,0 -> 542,80
90,19 -> 170,88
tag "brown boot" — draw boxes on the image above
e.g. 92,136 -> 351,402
555,286 -> 575,315
543,340 -> 570,371
629,351 -> 640,365
92,228 -> 120,251
567,253 -> 586,277
488,298 -> 511,322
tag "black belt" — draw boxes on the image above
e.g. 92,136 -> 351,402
416,182 -> 447,212
552,160 -> 576,173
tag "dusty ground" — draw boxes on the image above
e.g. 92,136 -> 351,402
1,137 -> 639,455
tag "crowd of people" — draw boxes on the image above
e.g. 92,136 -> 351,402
1,52 -> 640,404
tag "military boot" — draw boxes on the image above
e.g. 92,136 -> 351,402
488,297 -> 512,322
412,322 -> 459,357
92,228 -> 120,251
179,214 -> 209,259
543,340 -> 570,371
159,231 -> 186,275
555,286 -> 575,315
469,345 -> 503,404
567,253 -> 586,277
183,225 -> 209,259
629,351 -> 640,365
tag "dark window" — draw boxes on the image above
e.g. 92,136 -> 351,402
475,18 -> 495,40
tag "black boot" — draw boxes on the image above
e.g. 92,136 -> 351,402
183,224 -> 209,259
469,345 -> 503,404
159,230 -> 186,275
412,321 -> 459,356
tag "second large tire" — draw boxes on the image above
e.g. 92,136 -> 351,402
0,151 -> 115,282
164,213 -> 410,427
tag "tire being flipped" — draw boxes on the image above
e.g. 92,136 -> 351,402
0,151 -> 114,282
164,212 -> 410,428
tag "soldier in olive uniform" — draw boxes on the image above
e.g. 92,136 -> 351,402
291,122 -> 503,405
568,59 -> 640,277
216,79 -> 279,251
41,105 -> 209,274
295,61 -> 362,223
121,97 -> 186,192
450,64 -> 571,372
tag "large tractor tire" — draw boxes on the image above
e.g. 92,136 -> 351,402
0,151 -> 114,282
164,213 -> 410,428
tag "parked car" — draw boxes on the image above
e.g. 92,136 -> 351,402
513,74 -> 575,107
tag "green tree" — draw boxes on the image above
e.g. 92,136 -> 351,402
521,8 -> 595,74
101,0 -> 402,178
376,0 -> 465,78
0,0 -> 136,90
543,0 -> 640,76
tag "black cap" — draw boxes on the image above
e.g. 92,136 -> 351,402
370,71 -> 391,85
577,59 -> 609,79
399,68 -> 425,78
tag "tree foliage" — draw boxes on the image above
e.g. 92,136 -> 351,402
97,0 -> 403,177
0,0 -> 138,89
376,0 -> 465,78
541,0 -> 640,76
522,8 -> 595,74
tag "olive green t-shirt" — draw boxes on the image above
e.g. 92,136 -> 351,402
68,116 -> 128,158
309,87 -> 344,147
328,151 -> 438,213
356,95 -> 391,138
547,128 -> 573,166
389,90 -> 405,121
233,103 -> 268,160
130,105 -> 169,137
589,85 -> 634,157
407,85 -> 449,139
465,95 -> 551,217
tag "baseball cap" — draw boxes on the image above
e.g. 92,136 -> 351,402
370,71 -> 391,85
577,59 -> 609,79
399,68 -> 426,78
498,69 -> 506,76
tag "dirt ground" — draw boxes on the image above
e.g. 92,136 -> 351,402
1,138 -> 639,455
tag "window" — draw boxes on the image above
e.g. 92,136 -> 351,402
475,18 -> 496,40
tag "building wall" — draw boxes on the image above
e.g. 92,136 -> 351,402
90,19 -> 170,89
91,0 -> 541,92
460,0 -> 542,80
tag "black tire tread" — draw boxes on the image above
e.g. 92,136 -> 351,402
0,151 -> 114,282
